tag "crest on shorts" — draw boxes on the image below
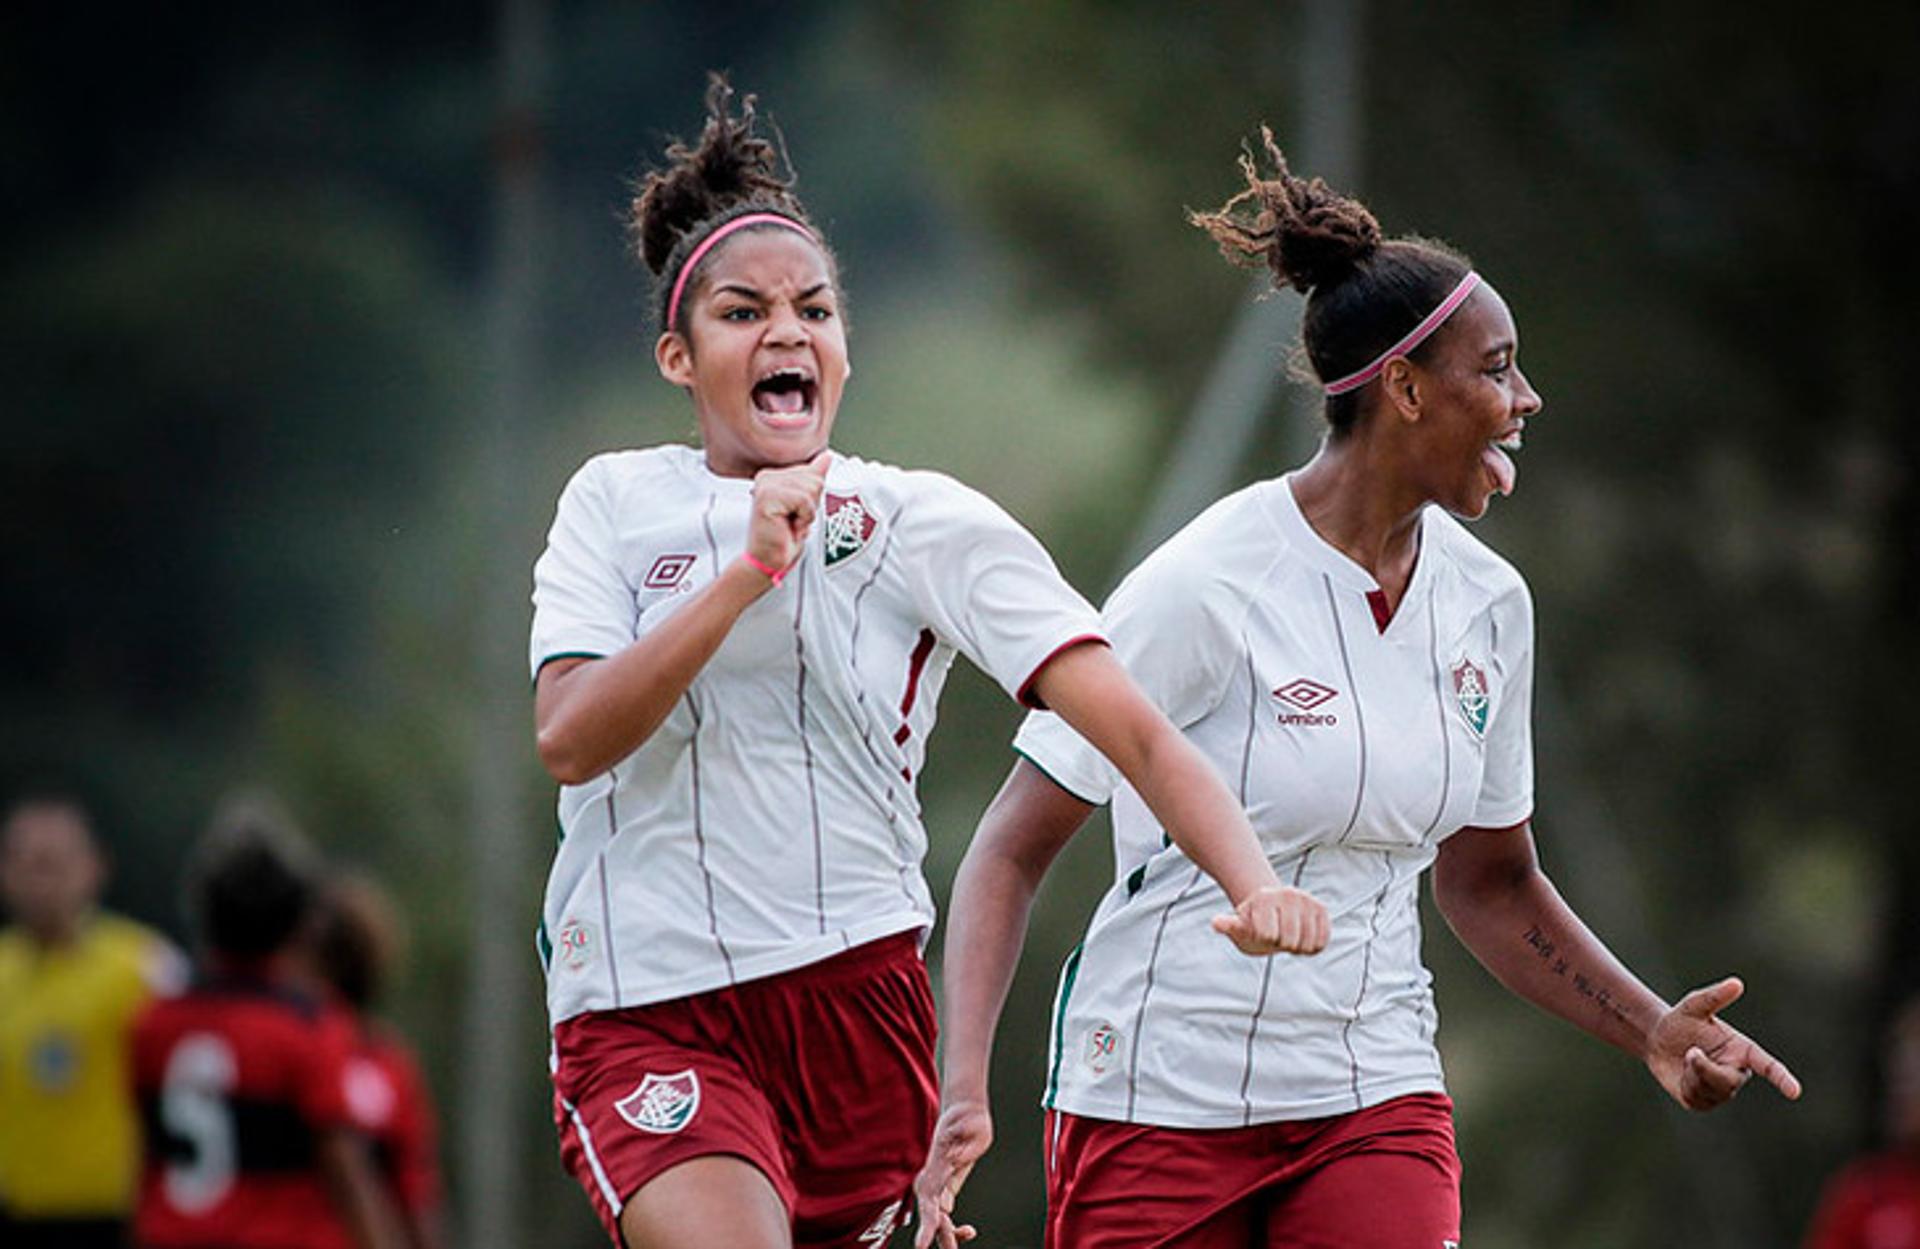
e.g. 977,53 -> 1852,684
615,1069 -> 701,1135
857,1199 -> 905,1244
1452,658 -> 1490,738
822,492 -> 878,568
1085,1022 -> 1121,1074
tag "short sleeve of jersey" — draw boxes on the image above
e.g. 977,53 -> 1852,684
529,456 -> 636,680
1468,579 -> 1535,827
1013,539 -> 1246,806
895,472 -> 1102,707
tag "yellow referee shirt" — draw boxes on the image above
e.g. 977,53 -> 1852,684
0,913 -> 182,1218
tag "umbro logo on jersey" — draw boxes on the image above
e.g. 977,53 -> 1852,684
615,1069 -> 700,1134
643,553 -> 696,590
1451,658 -> 1490,738
1273,678 -> 1340,727
823,492 -> 878,567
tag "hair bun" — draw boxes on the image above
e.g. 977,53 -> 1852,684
1189,126 -> 1380,294
631,74 -> 797,276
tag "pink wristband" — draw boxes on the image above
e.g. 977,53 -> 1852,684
740,552 -> 788,586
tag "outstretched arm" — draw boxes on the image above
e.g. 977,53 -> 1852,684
1433,821 -> 1801,1110
1031,642 -> 1329,955
912,645 -> 1332,1246
534,454 -> 828,784
913,760 -> 1092,1249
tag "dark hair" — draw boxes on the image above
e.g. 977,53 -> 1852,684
311,873 -> 403,1009
186,792 -> 317,960
1189,127 -> 1472,434
630,74 -> 837,337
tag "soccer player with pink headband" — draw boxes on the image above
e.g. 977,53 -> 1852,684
528,80 -> 1326,1249
912,129 -> 1804,1249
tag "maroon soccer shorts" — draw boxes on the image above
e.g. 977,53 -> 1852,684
1044,1092 -> 1461,1248
550,932 -> 937,1248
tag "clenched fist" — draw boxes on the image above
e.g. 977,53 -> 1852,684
1212,884 -> 1330,956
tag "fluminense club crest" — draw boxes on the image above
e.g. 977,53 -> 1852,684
822,492 -> 878,568
1452,658 -> 1490,738
615,1069 -> 701,1135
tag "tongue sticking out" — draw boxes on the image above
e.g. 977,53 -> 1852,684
1482,446 -> 1516,497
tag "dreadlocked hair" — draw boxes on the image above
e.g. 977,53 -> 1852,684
630,73 -> 837,336
1189,126 -> 1472,434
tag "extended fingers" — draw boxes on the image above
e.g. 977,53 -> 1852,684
1677,976 -> 1744,1020
914,1185 -> 977,1249
1735,1037 -> 1803,1101
912,1175 -> 948,1249
1682,1045 -> 1749,1109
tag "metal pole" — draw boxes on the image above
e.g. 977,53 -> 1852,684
459,1 -> 547,1246
1123,0 -> 1364,566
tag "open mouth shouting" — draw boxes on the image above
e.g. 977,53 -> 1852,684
1483,424 -> 1523,497
752,365 -> 819,428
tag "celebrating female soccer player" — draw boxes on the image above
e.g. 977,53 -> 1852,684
913,129 -> 1802,1249
529,81 -> 1325,1249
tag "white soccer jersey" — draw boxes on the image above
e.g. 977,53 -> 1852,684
1017,474 -> 1534,1129
530,444 -> 1101,1027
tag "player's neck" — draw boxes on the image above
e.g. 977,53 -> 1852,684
1289,441 -> 1425,588
22,908 -> 91,951
206,948 -> 301,984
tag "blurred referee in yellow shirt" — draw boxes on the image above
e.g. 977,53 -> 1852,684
0,796 -> 184,1248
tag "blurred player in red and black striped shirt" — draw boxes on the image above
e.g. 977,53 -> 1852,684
131,797 -> 404,1249
308,875 -> 444,1249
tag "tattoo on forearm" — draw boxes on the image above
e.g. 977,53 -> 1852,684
1523,925 -> 1632,1026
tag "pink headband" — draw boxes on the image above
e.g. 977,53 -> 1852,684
1322,271 -> 1482,397
665,212 -> 817,330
